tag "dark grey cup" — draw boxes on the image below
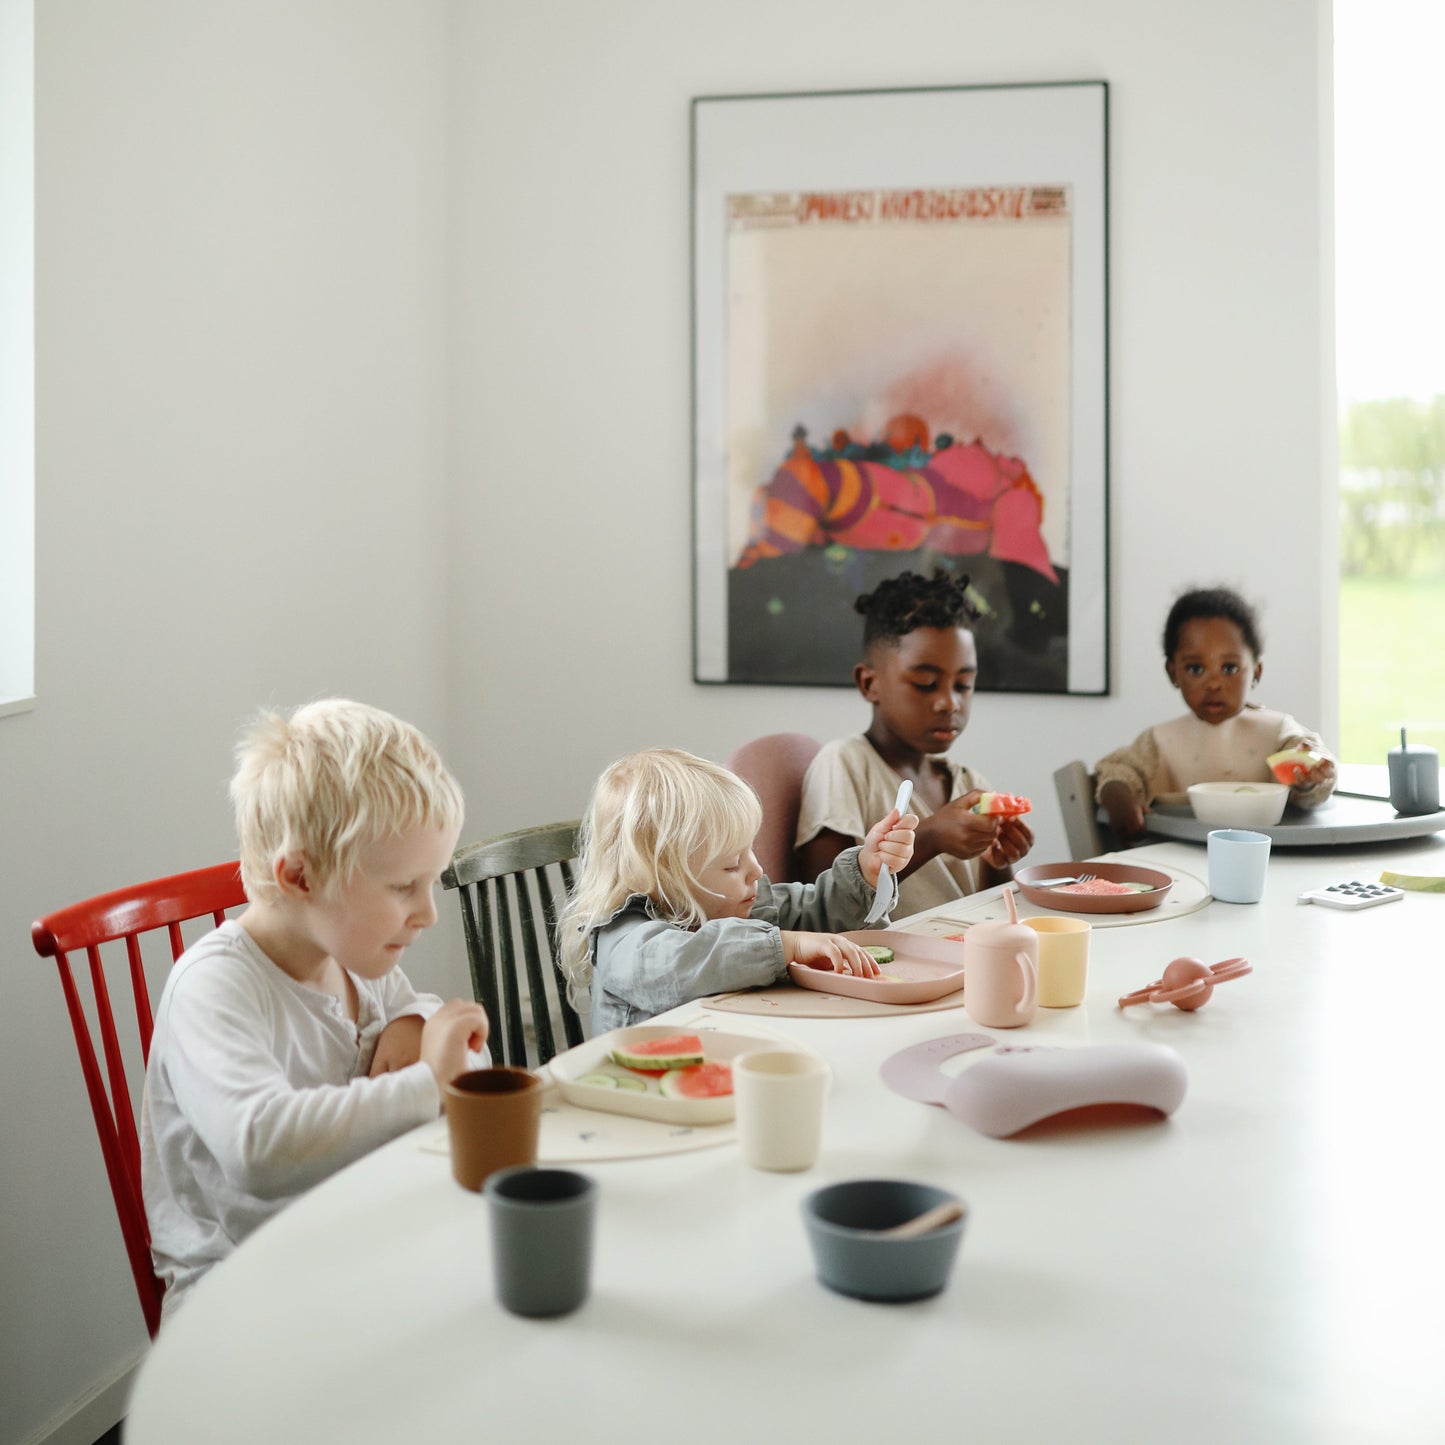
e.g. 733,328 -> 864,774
484,1166 -> 597,1318
802,1178 -> 966,1303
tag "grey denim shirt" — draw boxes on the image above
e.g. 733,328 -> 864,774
586,846 -> 890,1034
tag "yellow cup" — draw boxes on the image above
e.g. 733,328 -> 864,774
1023,916 -> 1091,1007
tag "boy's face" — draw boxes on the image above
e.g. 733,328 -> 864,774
303,822 -> 460,978
1165,616 -> 1261,726
856,625 -> 978,757
694,845 -> 763,922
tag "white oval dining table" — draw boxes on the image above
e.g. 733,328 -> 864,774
124,838 -> 1445,1445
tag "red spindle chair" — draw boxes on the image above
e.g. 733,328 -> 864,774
30,862 -> 247,1338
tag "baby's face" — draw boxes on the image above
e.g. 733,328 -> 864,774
1166,617 -> 1262,726
695,845 -> 763,921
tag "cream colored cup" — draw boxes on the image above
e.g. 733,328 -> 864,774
732,1049 -> 830,1172
1024,916 -> 1091,1008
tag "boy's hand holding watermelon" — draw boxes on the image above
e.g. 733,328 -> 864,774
913,789 -> 1035,879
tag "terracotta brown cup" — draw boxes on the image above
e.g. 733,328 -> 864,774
443,1067 -> 543,1191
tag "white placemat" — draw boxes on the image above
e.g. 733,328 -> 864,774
416,1016 -> 796,1163
701,984 -> 966,1018
898,858 -> 1211,934
416,1095 -> 737,1164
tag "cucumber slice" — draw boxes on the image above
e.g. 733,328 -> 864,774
613,1075 -> 649,1092
862,944 -> 895,964
575,1071 -> 619,1088
1379,871 -> 1445,892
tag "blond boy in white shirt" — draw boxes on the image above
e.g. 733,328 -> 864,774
141,699 -> 488,1320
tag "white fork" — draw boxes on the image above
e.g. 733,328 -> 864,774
863,779 -> 914,924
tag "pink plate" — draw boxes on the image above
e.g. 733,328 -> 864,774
787,931 -> 967,1004
1014,861 -> 1173,915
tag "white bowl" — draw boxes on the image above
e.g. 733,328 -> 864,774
1186,780 -> 1289,827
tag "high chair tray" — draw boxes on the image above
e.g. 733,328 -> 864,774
1143,793 -> 1445,847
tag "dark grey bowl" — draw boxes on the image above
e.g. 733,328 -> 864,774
802,1179 -> 967,1303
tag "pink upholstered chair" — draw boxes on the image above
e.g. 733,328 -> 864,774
724,733 -> 822,883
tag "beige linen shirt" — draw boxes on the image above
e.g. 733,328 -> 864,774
796,734 -> 990,918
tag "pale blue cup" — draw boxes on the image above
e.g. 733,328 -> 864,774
1207,828 -> 1272,904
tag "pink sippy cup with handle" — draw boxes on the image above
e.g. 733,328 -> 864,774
963,888 -> 1038,1028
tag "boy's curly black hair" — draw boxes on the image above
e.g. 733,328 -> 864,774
1162,587 -> 1264,659
855,568 -> 979,654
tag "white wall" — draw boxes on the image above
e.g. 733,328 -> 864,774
2,4 -> 458,1442
2,1 -> 1332,1440
444,0 -> 1336,858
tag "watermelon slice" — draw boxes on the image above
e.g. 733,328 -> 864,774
1267,748 -> 1317,785
971,792 -> 1032,817
1053,878 -> 1154,895
658,1061 -> 733,1099
610,1033 -> 705,1074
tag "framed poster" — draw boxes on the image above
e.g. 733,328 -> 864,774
691,81 -> 1109,693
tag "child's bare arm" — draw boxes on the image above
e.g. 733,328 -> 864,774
859,808 -> 918,887
369,1015 -> 424,1077
781,929 -> 881,978
422,999 -> 490,1092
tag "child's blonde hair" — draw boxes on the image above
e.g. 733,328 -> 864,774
558,748 -> 762,1005
231,698 -> 464,904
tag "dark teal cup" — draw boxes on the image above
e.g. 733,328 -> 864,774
485,1166 -> 597,1317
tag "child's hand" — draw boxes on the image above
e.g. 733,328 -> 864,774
1099,779 -> 1148,844
781,930 -> 881,978
422,999 -> 491,1092
982,815 -> 1034,871
369,1015 -> 424,1077
915,791 -> 1005,863
859,807 -> 919,888
1296,756 -> 1335,790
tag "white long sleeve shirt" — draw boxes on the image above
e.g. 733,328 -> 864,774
140,921 -> 463,1319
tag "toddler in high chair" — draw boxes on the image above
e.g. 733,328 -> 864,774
140,699 -> 489,1321
1095,586 -> 1336,844
558,747 -> 918,1033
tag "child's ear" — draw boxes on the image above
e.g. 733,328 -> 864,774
1252,659 -> 1263,688
854,660 -> 879,701
1164,657 -> 1180,689
273,851 -> 312,899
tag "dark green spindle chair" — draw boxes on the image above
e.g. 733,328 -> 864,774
441,822 -> 586,1068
